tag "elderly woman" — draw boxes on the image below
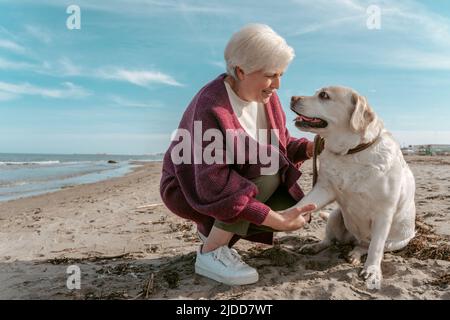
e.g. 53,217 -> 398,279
160,24 -> 315,285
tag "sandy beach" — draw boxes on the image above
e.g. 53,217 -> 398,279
0,156 -> 449,300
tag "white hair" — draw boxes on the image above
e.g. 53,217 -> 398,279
224,24 -> 295,79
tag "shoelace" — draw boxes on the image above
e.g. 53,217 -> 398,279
212,247 -> 246,267
228,249 -> 242,262
226,248 -> 248,267
213,247 -> 231,267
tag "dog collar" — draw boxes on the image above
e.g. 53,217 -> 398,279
346,138 -> 378,155
313,133 -> 380,157
312,133 -> 380,187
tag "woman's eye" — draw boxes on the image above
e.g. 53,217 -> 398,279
319,91 -> 329,99
266,74 -> 282,78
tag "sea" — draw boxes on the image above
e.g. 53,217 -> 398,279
0,153 -> 164,202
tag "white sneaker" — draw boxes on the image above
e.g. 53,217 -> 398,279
195,245 -> 259,285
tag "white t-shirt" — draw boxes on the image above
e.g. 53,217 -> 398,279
224,80 -> 269,144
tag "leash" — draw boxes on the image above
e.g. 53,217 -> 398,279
312,135 -> 325,187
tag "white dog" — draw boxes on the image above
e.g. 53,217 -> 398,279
290,86 -> 416,290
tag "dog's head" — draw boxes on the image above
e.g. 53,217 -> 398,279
290,86 -> 376,136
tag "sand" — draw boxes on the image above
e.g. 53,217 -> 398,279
0,157 -> 449,300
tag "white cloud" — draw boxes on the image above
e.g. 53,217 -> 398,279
289,0 -> 366,34
0,39 -> 26,54
1,54 -> 182,88
340,0 -> 366,12
60,82 -> 90,97
0,56 -> 84,76
25,0 -> 230,15
96,68 -> 183,87
110,95 -> 162,108
286,0 -> 450,71
0,56 -> 36,70
24,25 -> 52,44
0,81 -> 90,99
288,15 -> 363,36
289,0 -> 450,38
382,5 -> 450,45
56,57 -> 82,76
38,58 -> 85,77
32,57 -> 182,87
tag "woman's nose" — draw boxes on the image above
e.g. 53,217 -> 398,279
271,76 -> 280,89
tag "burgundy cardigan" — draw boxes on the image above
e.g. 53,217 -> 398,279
160,74 -> 311,245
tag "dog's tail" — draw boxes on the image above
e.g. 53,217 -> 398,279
319,211 -> 330,221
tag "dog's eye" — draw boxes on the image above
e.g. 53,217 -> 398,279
319,91 -> 330,100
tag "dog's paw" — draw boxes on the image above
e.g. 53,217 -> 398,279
299,242 -> 327,255
347,253 -> 361,266
346,247 -> 367,266
360,265 -> 382,290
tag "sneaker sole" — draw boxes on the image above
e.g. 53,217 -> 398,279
195,264 -> 258,286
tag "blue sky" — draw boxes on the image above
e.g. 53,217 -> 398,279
0,0 -> 449,155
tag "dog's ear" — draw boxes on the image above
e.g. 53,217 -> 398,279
350,93 -> 375,132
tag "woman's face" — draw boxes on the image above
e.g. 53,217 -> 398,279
237,68 -> 284,104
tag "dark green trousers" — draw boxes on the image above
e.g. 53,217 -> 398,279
213,172 -> 297,237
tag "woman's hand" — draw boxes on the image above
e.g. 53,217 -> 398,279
261,204 -> 317,231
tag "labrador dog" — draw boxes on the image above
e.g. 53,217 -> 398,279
290,86 -> 416,290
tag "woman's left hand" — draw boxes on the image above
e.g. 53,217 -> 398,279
262,204 -> 316,231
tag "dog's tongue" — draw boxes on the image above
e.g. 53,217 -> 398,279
297,115 -> 322,123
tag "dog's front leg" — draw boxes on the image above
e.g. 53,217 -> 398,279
293,182 -> 336,212
290,182 -> 337,255
360,214 -> 393,290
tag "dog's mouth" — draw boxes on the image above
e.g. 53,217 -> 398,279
294,114 -> 328,129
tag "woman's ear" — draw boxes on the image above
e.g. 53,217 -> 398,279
350,93 -> 375,133
235,66 -> 245,81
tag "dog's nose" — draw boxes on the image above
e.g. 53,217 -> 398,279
290,96 -> 303,108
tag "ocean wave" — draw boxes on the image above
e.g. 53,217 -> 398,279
0,162 -> 133,202
0,180 -> 29,188
0,160 -> 61,166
